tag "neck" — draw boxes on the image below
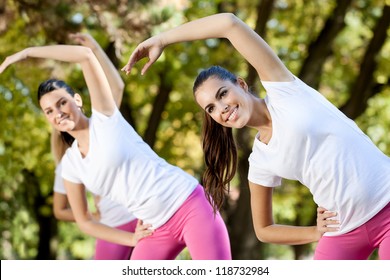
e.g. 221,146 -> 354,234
247,98 -> 271,130
67,115 -> 90,157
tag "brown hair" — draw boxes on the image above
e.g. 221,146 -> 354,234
193,66 -> 238,212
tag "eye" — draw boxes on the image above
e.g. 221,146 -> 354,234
219,89 -> 227,98
45,110 -> 53,116
206,105 -> 215,114
60,100 -> 67,106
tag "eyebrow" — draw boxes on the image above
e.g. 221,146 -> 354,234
204,86 -> 225,112
43,97 -> 65,112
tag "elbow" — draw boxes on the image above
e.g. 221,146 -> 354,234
254,231 -> 267,243
253,226 -> 272,244
53,205 -> 65,221
53,209 -> 61,220
76,216 -> 95,236
77,220 -> 92,235
81,47 -> 96,63
219,13 -> 241,32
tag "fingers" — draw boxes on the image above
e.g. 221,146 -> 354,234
141,60 -> 154,75
317,208 -> 340,233
122,49 -> 143,75
134,219 -> 154,243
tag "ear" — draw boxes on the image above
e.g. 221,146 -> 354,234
74,93 -> 83,107
237,77 -> 249,91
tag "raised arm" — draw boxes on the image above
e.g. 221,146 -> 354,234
123,13 -> 293,82
69,33 -> 125,107
0,45 -> 116,116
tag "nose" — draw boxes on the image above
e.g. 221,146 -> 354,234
54,109 -> 63,119
221,104 -> 229,113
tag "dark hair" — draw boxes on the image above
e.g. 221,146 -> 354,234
193,66 -> 238,212
38,78 -> 76,147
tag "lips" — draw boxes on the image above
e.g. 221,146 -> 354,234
57,117 -> 69,125
226,106 -> 238,122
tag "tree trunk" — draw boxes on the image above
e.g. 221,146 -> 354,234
298,0 -> 353,88
339,4 -> 390,119
143,64 -> 173,148
22,169 -> 57,259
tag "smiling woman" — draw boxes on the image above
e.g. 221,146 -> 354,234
39,81 -> 86,145
0,37 -> 231,260
123,12 -> 390,260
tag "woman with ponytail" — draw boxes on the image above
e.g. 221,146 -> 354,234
124,13 -> 390,260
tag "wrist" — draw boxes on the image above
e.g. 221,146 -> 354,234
23,47 -> 31,59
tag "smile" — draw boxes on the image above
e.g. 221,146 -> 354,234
58,117 -> 69,125
227,107 -> 238,122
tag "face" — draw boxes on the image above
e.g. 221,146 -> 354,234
195,77 -> 251,128
39,88 -> 83,132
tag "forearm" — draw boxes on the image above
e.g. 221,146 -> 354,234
158,13 -> 290,81
24,45 -> 93,64
78,219 -> 135,246
90,45 -> 124,106
159,13 -> 234,46
54,208 -> 75,222
255,224 -> 320,245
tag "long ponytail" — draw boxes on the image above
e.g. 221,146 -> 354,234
201,113 -> 237,212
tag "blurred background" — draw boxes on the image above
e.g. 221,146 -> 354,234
0,0 -> 389,260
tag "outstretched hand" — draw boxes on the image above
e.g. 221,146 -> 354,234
0,48 -> 29,74
122,36 -> 164,75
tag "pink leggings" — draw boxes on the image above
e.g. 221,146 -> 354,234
131,185 -> 232,260
94,219 -> 138,260
314,202 -> 390,260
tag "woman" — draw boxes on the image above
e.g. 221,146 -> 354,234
51,33 -> 138,260
122,13 -> 390,260
0,34 -> 231,260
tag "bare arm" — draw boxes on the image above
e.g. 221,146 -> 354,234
64,180 -> 152,246
53,192 -> 75,222
69,33 -> 124,107
0,45 -> 116,116
123,13 -> 293,82
249,182 -> 338,245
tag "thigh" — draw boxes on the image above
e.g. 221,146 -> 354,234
130,229 -> 185,260
314,228 -> 373,260
181,187 -> 231,260
95,219 -> 138,260
95,239 -> 133,260
378,236 -> 390,260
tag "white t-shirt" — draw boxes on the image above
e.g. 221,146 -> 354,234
248,77 -> 390,235
54,163 -> 136,227
61,108 -> 198,229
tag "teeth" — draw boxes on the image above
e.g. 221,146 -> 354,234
228,107 -> 237,121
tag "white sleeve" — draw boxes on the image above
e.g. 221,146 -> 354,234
53,163 -> 67,194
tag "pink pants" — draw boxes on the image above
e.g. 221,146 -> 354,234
94,219 -> 138,260
314,202 -> 390,260
130,185 -> 232,260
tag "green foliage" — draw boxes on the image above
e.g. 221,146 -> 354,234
0,0 -> 388,260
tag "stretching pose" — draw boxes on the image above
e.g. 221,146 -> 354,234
123,13 -> 390,260
51,33 -> 138,260
0,35 -> 231,260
